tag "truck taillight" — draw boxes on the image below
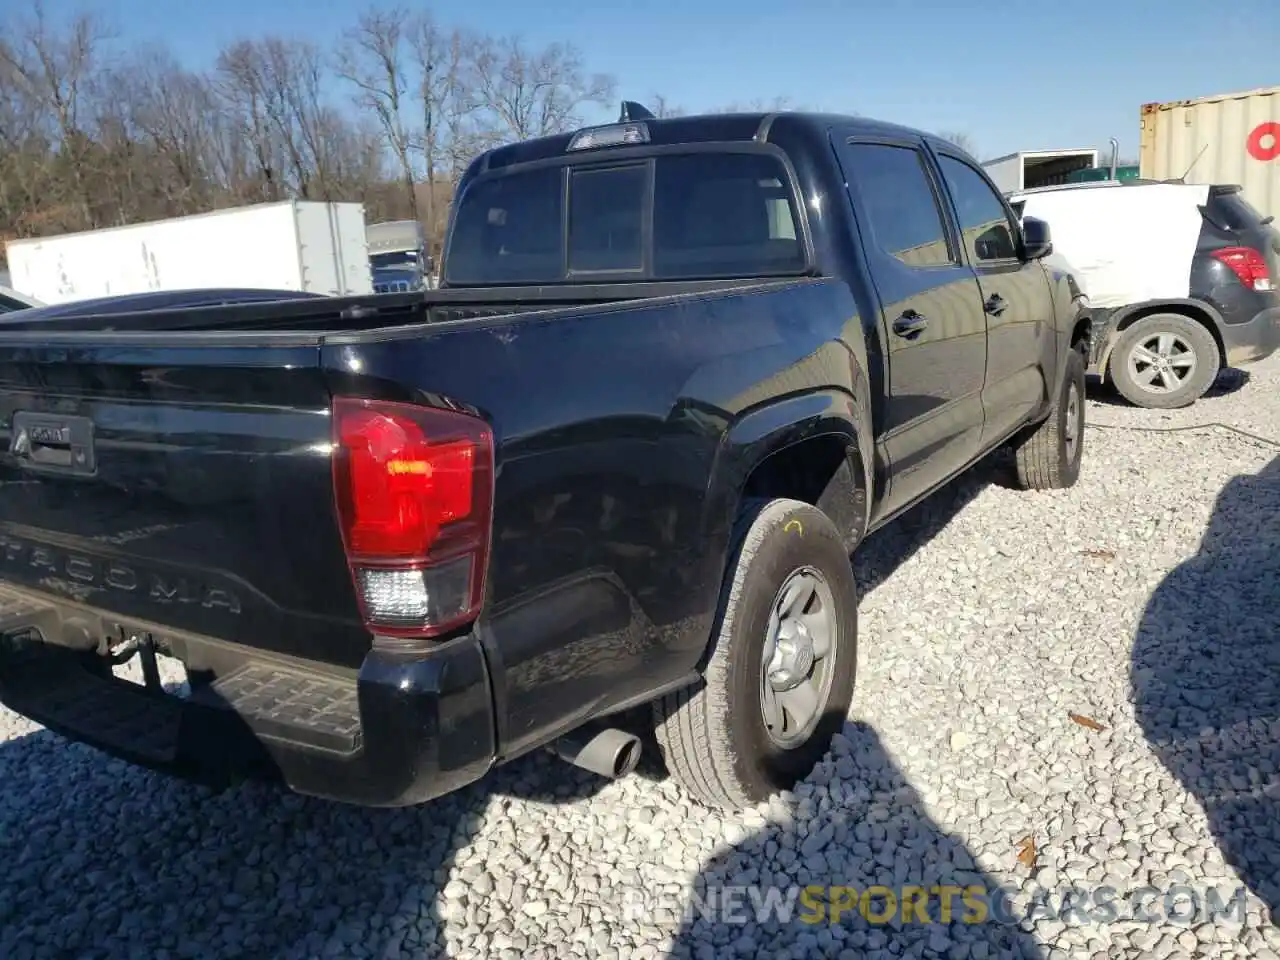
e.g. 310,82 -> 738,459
332,397 -> 494,640
1210,246 -> 1274,292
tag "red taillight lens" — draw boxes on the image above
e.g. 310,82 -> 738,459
332,397 -> 494,639
1210,246 -> 1274,292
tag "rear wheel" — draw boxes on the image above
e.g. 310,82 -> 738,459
653,498 -> 858,809
1108,313 -> 1220,409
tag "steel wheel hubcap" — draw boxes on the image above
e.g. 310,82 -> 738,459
760,565 -> 837,749
1128,332 -> 1196,393
1064,382 -> 1081,460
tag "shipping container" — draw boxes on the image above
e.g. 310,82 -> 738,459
1139,85 -> 1280,222
982,148 -> 1099,194
4,200 -> 373,305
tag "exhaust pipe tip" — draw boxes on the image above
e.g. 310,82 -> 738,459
551,726 -> 642,780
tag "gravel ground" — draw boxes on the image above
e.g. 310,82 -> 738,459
1,357 -> 1278,960
1087,352 -> 1280,443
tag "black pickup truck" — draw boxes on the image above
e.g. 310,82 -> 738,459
0,105 -> 1091,810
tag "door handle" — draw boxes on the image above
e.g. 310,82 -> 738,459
985,293 -> 1007,316
892,310 -> 928,339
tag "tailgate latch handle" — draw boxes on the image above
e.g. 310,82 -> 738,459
9,412 -> 97,475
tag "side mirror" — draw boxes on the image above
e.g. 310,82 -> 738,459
1021,216 -> 1053,260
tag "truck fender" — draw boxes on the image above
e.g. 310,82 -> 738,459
700,388 -> 874,579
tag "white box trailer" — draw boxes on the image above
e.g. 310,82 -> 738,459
1139,85 -> 1280,223
982,148 -> 1099,194
4,200 -> 373,305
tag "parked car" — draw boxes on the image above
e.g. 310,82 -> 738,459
1009,180 -> 1280,408
0,284 -> 41,315
0,106 -> 1090,811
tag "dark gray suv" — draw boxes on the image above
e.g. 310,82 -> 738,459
1012,181 -> 1279,408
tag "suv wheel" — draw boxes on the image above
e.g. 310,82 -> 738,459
653,498 -> 857,809
1108,313 -> 1220,409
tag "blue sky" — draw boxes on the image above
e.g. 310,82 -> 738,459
76,0 -> 1278,162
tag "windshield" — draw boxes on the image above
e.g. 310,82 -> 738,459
370,251 -> 421,271
445,151 -> 806,285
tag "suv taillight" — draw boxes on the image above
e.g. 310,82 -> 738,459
1210,246 -> 1274,292
332,397 -> 494,639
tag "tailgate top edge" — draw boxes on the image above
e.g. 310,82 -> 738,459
0,329 -> 329,348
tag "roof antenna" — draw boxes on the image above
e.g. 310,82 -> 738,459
1178,143 -> 1208,182
619,101 -> 656,122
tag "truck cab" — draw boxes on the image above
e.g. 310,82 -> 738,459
367,219 -> 430,293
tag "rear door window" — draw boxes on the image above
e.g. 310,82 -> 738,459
839,142 -> 955,267
446,151 -> 806,284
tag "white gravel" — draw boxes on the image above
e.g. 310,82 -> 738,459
1088,352 -> 1280,443
2,356 -> 1279,960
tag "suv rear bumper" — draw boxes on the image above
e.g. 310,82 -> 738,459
0,585 -> 496,807
1220,305 -> 1280,367
1086,304 -> 1280,376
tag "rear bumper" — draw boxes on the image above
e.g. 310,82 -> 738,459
0,586 -> 496,808
1220,305 -> 1280,367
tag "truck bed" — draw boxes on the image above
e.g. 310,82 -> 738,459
0,279 -> 769,336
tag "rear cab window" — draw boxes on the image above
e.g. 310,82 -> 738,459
445,152 -> 807,285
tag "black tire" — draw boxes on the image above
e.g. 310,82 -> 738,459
652,497 -> 858,809
1011,346 -> 1086,491
1107,313 -> 1220,409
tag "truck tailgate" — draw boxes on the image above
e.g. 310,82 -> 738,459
0,340 -> 369,669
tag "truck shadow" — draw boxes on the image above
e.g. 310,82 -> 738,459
1130,453 -> 1280,919
852,456 -> 997,597
662,716 -> 1043,959
0,456 -> 1003,957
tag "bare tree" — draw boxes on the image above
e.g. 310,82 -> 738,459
109,48 -> 227,215
0,2 -> 109,228
216,37 -> 363,201
468,35 -> 615,143
336,6 -> 419,219
936,130 -> 978,157
409,15 -> 478,250
648,94 -> 684,119
707,95 -> 799,114
0,0 -> 628,269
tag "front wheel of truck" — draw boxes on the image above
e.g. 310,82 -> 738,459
653,497 -> 858,809
1010,346 -> 1087,491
